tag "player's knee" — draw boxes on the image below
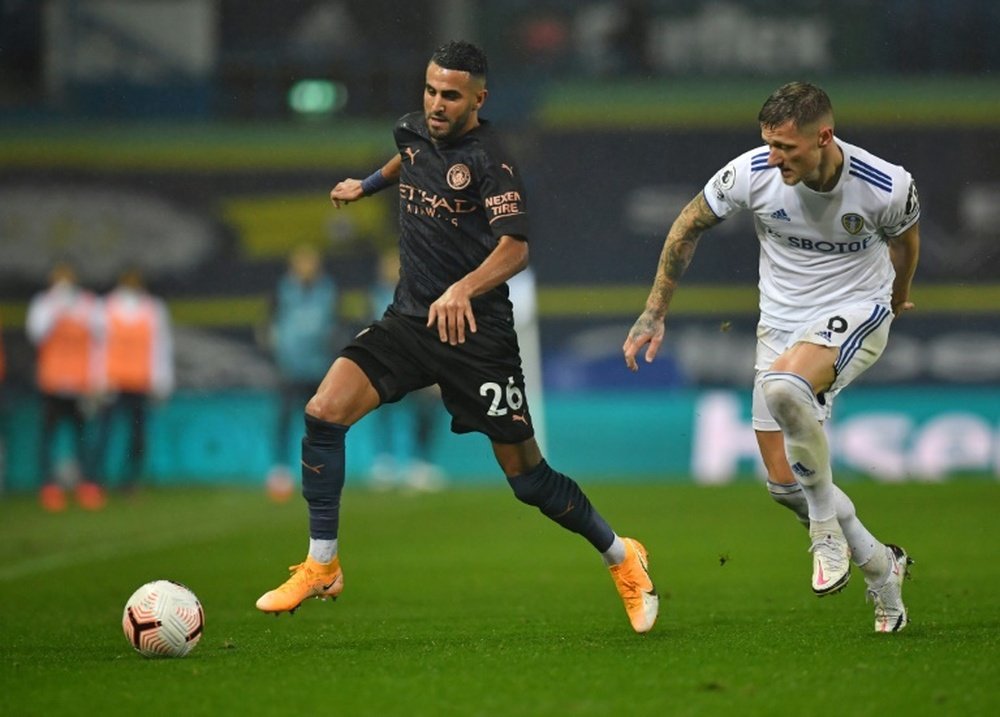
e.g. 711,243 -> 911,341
759,371 -> 814,429
305,392 -> 337,423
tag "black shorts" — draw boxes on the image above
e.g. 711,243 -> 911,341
340,308 -> 534,444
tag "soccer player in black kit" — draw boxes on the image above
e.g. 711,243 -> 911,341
256,40 -> 658,633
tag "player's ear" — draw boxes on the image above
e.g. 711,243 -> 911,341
474,87 -> 488,110
817,124 -> 834,148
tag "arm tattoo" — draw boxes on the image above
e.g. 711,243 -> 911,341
647,193 -> 719,316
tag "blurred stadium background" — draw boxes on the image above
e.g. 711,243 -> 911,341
1,0 -> 998,492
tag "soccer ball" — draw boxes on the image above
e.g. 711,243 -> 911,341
122,580 -> 204,658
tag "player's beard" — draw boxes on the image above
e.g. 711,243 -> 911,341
425,107 -> 472,141
778,166 -> 800,185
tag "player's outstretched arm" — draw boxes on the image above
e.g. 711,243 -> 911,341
889,221 -> 919,316
330,154 -> 403,208
428,235 -> 528,346
624,192 -> 720,372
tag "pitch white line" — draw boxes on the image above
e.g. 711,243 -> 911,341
0,522 -> 238,582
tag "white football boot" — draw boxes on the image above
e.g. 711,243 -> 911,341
868,544 -> 912,633
809,518 -> 851,596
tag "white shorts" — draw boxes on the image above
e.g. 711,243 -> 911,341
752,302 -> 893,431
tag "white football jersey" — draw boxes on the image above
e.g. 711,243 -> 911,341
703,138 -> 920,331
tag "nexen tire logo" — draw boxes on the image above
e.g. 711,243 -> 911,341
787,235 -> 874,253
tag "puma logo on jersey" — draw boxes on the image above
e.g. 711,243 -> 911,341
501,163 -> 514,177
511,413 -> 529,425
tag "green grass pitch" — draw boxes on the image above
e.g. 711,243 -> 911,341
1,480 -> 998,716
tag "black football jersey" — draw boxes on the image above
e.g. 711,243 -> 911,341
389,111 -> 530,326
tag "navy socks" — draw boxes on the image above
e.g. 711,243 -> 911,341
507,459 -> 615,552
301,414 -> 348,540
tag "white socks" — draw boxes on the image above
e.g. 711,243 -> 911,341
602,535 -> 627,566
859,544 -> 891,585
768,480 -> 887,572
760,372 -> 837,521
761,371 -> 893,582
309,538 -> 338,564
767,480 -> 811,527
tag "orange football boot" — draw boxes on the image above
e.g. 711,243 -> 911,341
256,555 -> 344,614
608,538 -> 659,633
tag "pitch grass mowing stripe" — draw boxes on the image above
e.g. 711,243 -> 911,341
1,481 -> 998,716
0,518 -> 243,582
0,487 -> 271,579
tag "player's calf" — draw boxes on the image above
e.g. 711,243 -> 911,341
506,459 -> 615,551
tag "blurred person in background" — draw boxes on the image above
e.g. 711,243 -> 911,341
25,261 -> 105,511
92,267 -> 174,493
624,82 -> 920,633
260,244 -> 340,502
256,40 -> 658,635
366,249 -> 445,492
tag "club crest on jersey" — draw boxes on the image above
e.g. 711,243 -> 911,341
719,164 -> 736,189
841,213 -> 865,235
447,163 -> 472,190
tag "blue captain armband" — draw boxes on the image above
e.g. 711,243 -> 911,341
360,170 -> 392,196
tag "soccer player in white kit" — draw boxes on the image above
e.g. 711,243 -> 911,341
623,82 -> 920,632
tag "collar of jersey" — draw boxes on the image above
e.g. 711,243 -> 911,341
400,111 -> 490,146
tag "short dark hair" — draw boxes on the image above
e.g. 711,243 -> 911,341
430,40 -> 488,80
758,82 -> 833,129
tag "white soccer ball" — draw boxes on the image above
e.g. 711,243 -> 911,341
122,580 -> 204,658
